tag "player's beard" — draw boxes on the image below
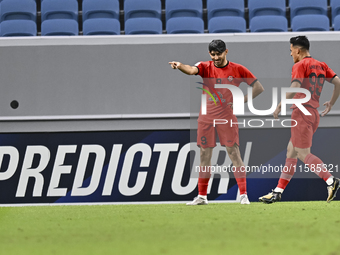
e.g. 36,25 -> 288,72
214,59 -> 222,66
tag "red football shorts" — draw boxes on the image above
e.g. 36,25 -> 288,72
197,115 -> 240,148
291,107 -> 320,149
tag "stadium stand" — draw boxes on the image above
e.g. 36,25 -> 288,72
165,0 -> 203,34
83,18 -> 120,35
41,19 -> 79,35
0,0 -> 37,36
291,14 -> 330,31
41,0 -> 78,36
248,0 -> 286,21
207,0 -> 244,21
0,0 -> 36,22
208,16 -> 246,33
250,15 -> 288,32
124,0 -> 161,21
166,17 -> 204,33
334,15 -> 340,30
290,0 -> 328,19
123,0 -> 161,35
82,0 -> 120,36
125,17 -> 162,34
41,0 -> 78,21
0,20 -> 37,36
83,0 -> 120,20
248,0 -> 287,32
331,0 -> 340,25
165,0 -> 203,21
0,0 -> 339,36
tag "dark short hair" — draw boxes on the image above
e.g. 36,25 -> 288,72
290,36 -> 310,51
209,39 -> 227,53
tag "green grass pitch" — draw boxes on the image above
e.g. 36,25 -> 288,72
0,201 -> 339,255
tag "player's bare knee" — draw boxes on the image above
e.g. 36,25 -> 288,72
286,142 -> 298,158
295,148 -> 310,162
226,148 -> 240,161
286,150 -> 298,159
296,152 -> 308,162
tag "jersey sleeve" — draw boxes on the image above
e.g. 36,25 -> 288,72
291,63 -> 305,84
195,61 -> 206,77
324,63 -> 337,83
239,65 -> 257,86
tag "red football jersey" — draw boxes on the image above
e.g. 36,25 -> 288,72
291,56 -> 336,109
196,60 -> 257,124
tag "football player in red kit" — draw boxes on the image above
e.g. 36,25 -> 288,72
259,36 -> 340,203
169,40 -> 264,205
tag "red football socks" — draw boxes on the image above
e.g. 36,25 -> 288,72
198,166 -> 211,196
198,166 -> 248,196
304,153 -> 332,181
234,166 -> 247,195
277,158 -> 297,190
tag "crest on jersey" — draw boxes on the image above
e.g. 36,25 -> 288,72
228,76 -> 234,82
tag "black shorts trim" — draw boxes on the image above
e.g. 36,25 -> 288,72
194,66 -> 199,75
249,79 -> 258,87
330,74 -> 337,83
291,79 -> 302,85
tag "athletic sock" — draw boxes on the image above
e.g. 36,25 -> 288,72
198,166 -> 211,196
234,166 -> 247,195
198,178 -> 210,196
277,158 -> 297,191
304,153 -> 332,182
326,177 -> 334,186
274,187 -> 284,193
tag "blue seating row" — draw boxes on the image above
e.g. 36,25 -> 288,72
0,0 -> 340,36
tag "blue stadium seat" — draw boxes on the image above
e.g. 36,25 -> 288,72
0,0 -> 36,22
291,14 -> 329,31
331,0 -> 340,25
83,18 -> 120,35
248,0 -> 286,21
290,0 -> 327,19
208,16 -> 246,33
166,17 -> 204,34
0,20 -> 36,36
41,19 -> 78,35
125,17 -> 162,34
41,0 -> 78,22
82,0 -> 119,21
166,0 -> 202,21
250,15 -> 288,32
207,0 -> 244,21
334,15 -> 340,30
124,0 -> 161,21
